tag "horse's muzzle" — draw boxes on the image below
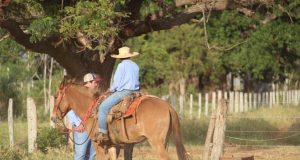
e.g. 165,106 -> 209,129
51,116 -> 58,123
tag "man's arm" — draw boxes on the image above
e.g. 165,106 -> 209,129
66,110 -> 81,127
110,63 -> 125,92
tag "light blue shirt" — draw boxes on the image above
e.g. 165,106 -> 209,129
66,110 -> 81,127
110,59 -> 140,92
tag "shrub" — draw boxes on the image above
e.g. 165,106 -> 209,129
36,127 -> 68,153
0,146 -> 23,160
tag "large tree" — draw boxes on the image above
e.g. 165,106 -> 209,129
0,0 -> 292,90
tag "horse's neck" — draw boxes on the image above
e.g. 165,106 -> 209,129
68,85 -> 95,119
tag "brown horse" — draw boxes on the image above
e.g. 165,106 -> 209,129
51,80 -> 188,160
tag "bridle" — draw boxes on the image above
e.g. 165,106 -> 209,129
52,84 -> 100,145
52,84 -> 99,144
53,86 -> 67,118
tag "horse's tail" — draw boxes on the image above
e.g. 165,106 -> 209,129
169,106 -> 189,160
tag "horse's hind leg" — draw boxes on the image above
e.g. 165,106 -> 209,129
148,138 -> 170,160
124,144 -> 134,160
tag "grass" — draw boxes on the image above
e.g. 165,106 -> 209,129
0,105 -> 299,159
226,105 -> 300,145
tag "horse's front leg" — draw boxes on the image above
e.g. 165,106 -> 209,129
93,142 -> 113,160
107,146 -> 117,160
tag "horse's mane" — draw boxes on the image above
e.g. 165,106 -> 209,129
68,83 -> 100,99
60,75 -> 100,99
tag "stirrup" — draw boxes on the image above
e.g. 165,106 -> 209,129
94,132 -> 109,143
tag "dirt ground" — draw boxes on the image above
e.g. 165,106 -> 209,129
117,145 -> 300,160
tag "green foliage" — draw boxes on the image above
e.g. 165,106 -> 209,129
127,24 -> 206,94
139,0 -> 159,19
28,17 -> 58,43
207,9 -> 300,82
0,38 -> 63,119
208,11 -> 255,47
59,1 -> 127,41
36,127 -> 68,153
237,21 -> 300,80
7,0 -> 44,19
0,40 -> 27,119
6,0 -> 128,50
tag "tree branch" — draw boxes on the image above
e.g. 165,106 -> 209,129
0,34 -> 9,41
0,18 -> 89,75
122,11 -> 198,38
0,19 -> 60,53
175,0 -> 274,7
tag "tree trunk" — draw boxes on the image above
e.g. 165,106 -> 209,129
43,55 -> 48,115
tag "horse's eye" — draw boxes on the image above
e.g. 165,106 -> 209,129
54,96 -> 58,99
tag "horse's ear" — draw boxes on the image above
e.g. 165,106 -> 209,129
59,75 -> 69,89
60,74 -> 84,86
71,75 -> 84,85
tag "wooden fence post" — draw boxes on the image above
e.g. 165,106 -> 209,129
212,92 -> 216,111
275,91 -> 279,106
27,97 -> 37,153
203,112 -> 216,160
217,90 -> 222,108
189,94 -> 193,119
229,92 -> 234,113
253,93 -> 257,110
179,95 -> 184,117
239,92 -> 244,112
224,92 -> 228,100
249,93 -> 252,110
258,92 -> 262,108
8,98 -> 14,148
244,93 -> 248,112
205,93 -> 209,116
234,92 -> 239,112
211,99 -> 228,160
198,93 -> 202,118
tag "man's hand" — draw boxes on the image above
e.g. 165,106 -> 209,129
75,123 -> 85,132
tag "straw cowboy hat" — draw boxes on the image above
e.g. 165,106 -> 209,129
111,46 -> 139,59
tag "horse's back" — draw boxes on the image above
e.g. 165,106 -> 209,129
138,96 -> 171,117
135,97 -> 172,136
108,96 -> 173,143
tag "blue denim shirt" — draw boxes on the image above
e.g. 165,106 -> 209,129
110,59 -> 140,92
66,110 -> 81,127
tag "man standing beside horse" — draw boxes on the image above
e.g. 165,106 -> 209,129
67,73 -> 101,160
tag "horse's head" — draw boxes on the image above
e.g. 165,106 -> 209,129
51,77 -> 72,125
51,75 -> 96,127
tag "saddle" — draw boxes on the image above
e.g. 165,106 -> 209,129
107,92 -> 143,122
93,91 -> 143,123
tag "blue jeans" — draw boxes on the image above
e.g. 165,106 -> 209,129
98,90 -> 134,134
74,130 -> 96,160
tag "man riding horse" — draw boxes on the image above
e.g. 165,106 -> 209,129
95,46 -> 140,142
